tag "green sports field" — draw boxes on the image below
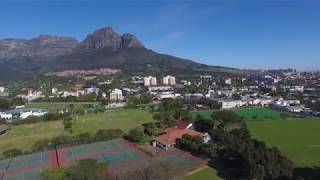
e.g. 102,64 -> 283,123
185,166 -> 220,180
0,109 -> 153,158
233,108 -> 281,120
192,108 -> 281,121
247,118 -> 320,167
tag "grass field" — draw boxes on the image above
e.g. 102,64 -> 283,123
25,102 -> 100,111
247,118 -> 320,167
192,108 -> 281,121
185,166 -> 220,180
73,109 -> 153,134
0,121 -> 65,157
0,109 -> 153,158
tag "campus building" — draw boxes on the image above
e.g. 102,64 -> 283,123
144,76 -> 157,86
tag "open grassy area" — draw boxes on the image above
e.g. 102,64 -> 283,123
247,118 -> 320,167
185,166 -> 220,180
0,108 -> 153,158
25,102 -> 100,111
0,121 -> 65,158
192,108 -> 281,121
72,109 -> 153,134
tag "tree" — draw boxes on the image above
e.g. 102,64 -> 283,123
41,168 -> 67,180
63,117 -> 73,133
143,122 -> 161,136
66,159 -> 107,180
0,98 -> 10,109
3,148 -> 23,158
32,138 -> 51,152
211,110 -> 244,130
127,127 -> 145,143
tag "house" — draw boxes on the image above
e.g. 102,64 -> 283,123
0,125 -> 9,135
155,128 -> 203,150
154,120 -> 211,150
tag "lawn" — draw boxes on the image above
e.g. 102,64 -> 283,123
247,118 -> 320,167
192,108 -> 281,121
0,121 -> 65,158
185,166 -> 220,180
25,102 -> 100,111
0,108 -> 153,158
72,108 -> 153,134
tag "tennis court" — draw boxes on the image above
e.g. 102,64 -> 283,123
0,139 -> 206,179
58,139 -> 151,173
0,151 -> 57,180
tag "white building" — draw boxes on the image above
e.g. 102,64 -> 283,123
163,75 -> 176,86
0,112 -> 13,120
144,76 -> 157,86
0,109 -> 48,121
225,78 -> 232,85
110,89 -> 124,101
21,90 -> 44,101
220,99 -> 243,109
51,88 -> 58,95
0,87 -> 5,93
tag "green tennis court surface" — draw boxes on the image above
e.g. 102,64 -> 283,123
0,151 -> 54,180
59,139 -> 150,173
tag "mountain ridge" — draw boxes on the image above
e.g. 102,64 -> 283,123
0,26 -> 241,79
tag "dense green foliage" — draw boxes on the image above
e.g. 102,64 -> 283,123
41,159 -> 107,180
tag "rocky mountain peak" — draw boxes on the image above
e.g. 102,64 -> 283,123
78,27 -> 144,52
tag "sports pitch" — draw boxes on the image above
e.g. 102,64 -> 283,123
247,118 -> 320,167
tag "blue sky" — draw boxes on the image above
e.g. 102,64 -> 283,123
0,0 -> 320,70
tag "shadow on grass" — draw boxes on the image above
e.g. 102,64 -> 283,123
294,166 -> 320,180
207,157 -> 247,180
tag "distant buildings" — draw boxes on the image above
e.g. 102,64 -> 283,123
0,109 -> 48,121
110,89 -> 124,101
162,75 -> 176,86
20,90 -> 44,101
144,76 -> 157,86
144,75 -> 176,86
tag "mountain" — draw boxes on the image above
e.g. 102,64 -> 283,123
0,27 -> 240,79
76,27 -> 144,52
0,35 -> 78,61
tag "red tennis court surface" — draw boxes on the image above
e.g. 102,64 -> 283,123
0,139 -> 206,179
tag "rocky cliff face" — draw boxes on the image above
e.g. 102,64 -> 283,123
77,27 -> 144,52
0,35 -> 78,61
